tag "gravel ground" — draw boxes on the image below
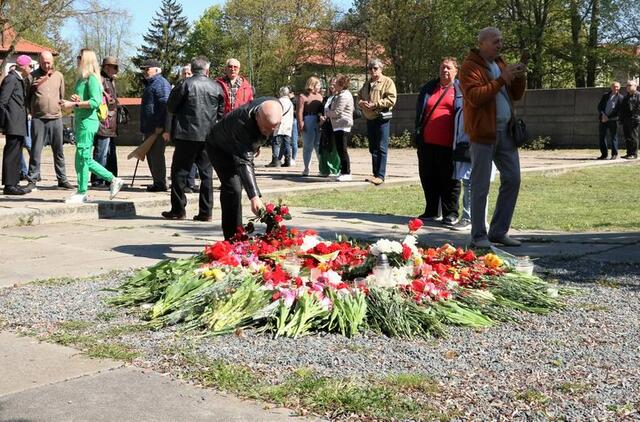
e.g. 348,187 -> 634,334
0,260 -> 639,421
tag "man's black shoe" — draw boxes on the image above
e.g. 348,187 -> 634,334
161,211 -> 186,220
25,181 -> 37,191
147,185 -> 168,192
265,160 -> 281,168
596,155 -> 608,160
622,154 -> 637,159
3,185 -> 30,195
193,214 -> 212,222
58,181 -> 74,190
611,155 -> 618,160
184,186 -> 194,194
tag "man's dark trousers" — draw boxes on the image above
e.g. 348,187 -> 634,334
28,118 -> 68,183
170,139 -> 213,217
144,132 -> 167,189
623,121 -> 639,156
598,120 -> 619,157
208,144 -> 243,240
2,135 -> 24,187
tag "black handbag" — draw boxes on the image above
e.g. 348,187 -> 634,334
510,118 -> 529,147
117,105 -> 129,125
452,143 -> 471,162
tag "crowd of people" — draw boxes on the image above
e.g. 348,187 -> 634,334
2,26 -> 639,246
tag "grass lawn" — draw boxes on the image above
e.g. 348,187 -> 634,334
280,163 -> 640,232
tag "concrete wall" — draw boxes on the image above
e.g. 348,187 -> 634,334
116,87 -> 611,148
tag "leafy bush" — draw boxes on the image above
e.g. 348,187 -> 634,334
350,130 -> 415,149
522,136 -> 552,150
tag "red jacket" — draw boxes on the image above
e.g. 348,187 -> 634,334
215,76 -> 254,115
459,49 -> 526,144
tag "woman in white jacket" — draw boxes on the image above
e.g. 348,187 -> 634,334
267,86 -> 295,167
324,74 -> 354,181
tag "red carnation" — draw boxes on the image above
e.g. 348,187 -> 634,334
265,203 -> 276,214
280,206 -> 289,215
408,218 -> 423,232
402,244 -> 413,260
274,215 -> 283,223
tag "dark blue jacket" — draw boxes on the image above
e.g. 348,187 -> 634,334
140,74 -> 171,135
0,70 -> 28,137
597,91 -> 624,121
414,79 -> 462,145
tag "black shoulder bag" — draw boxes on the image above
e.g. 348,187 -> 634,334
506,90 -> 528,147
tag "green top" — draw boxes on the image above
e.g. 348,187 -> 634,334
73,74 -> 102,121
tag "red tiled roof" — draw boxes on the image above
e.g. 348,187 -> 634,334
296,28 -> 385,68
0,24 -> 56,55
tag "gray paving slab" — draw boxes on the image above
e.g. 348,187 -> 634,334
0,367 -> 317,422
0,332 -> 120,396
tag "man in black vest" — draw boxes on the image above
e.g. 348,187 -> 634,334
620,80 -> 640,159
596,81 -> 624,160
206,97 -> 283,239
161,57 -> 224,221
1,55 -> 33,195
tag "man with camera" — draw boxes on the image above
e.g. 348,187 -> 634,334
459,27 -> 527,248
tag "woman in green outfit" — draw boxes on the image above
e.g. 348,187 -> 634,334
61,48 -> 123,204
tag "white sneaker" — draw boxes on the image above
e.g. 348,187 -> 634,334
336,174 -> 352,182
290,160 -> 296,166
65,193 -> 87,204
109,177 -> 124,200
302,168 -> 310,176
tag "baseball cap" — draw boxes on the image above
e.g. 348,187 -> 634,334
16,55 -> 32,66
102,56 -> 119,69
140,59 -> 161,69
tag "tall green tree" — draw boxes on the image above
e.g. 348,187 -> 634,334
183,5 -> 231,76
133,0 -> 189,82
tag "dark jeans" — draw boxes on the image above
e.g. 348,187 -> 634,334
105,137 -> 118,176
2,135 -> 24,187
598,120 -> 619,157
170,139 -> 213,217
334,130 -> 351,175
28,117 -> 68,183
187,164 -> 198,188
19,131 -> 31,177
91,136 -> 110,184
272,135 -> 291,160
366,117 -> 390,179
417,143 -> 461,219
208,144 -> 244,240
623,121 -> 639,156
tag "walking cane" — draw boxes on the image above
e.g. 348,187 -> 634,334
131,159 -> 140,187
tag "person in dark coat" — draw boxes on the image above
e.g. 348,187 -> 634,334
620,80 -> 640,159
1,55 -> 33,195
161,57 -> 224,221
91,56 -> 120,186
206,97 -> 282,239
596,81 -> 624,159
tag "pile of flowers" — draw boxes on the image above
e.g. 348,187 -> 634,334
108,202 -> 564,339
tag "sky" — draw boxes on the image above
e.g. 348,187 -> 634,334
65,0 -> 353,57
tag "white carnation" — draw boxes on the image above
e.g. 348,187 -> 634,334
370,239 -> 403,256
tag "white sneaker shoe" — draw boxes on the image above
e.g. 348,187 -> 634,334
65,193 -> 87,204
290,160 -> 296,166
109,177 -> 124,200
336,174 -> 352,182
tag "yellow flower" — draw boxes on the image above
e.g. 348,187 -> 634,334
413,256 -> 423,266
204,268 -> 225,281
483,253 -> 503,269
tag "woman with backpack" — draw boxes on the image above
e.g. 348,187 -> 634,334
61,48 -> 123,204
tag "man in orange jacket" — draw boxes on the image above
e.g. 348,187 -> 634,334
459,27 -> 527,248
216,58 -> 254,115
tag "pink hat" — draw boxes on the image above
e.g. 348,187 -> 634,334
15,55 -> 32,66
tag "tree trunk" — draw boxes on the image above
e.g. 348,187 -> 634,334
570,0 -> 586,87
586,0 -> 600,87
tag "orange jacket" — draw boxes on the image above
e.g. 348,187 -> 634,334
459,49 -> 526,144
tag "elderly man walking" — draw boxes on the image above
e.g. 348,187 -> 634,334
216,58 -> 254,115
161,57 -> 224,221
460,27 -> 527,248
140,59 -> 171,192
620,80 -> 640,159
26,51 -> 72,190
206,98 -> 282,240
596,81 -> 624,160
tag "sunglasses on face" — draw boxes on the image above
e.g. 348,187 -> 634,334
369,66 -> 380,70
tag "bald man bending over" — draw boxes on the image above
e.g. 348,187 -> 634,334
26,51 -> 73,190
206,97 -> 283,239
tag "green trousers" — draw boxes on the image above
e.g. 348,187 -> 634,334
75,118 -> 113,194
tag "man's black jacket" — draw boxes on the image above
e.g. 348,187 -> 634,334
0,70 -> 28,136
597,90 -> 624,120
207,97 -> 277,199
167,73 -> 224,142
620,91 -> 640,124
